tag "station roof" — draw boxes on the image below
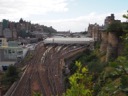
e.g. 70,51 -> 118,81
44,37 -> 94,44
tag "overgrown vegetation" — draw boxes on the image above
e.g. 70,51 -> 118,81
33,92 -> 42,96
63,61 -> 92,96
0,51 -> 34,95
107,20 -> 123,36
1,65 -> 19,94
1,65 -> 19,84
93,11 -> 128,96
64,11 -> 128,96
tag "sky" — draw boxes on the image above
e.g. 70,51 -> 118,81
0,0 -> 127,32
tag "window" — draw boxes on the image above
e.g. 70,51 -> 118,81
8,50 -> 11,54
12,50 -> 15,53
17,51 -> 23,55
0,40 -> 2,46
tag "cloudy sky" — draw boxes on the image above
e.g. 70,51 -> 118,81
0,0 -> 127,32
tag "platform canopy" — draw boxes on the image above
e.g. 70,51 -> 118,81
43,37 -> 94,45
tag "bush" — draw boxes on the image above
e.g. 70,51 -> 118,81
107,21 -> 123,36
120,75 -> 128,91
2,65 -> 19,84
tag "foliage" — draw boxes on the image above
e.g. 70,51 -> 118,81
2,65 -> 19,85
63,61 -> 92,96
122,22 -> 128,34
123,10 -> 128,21
97,79 -> 121,96
94,41 -> 101,49
31,11 -> 128,96
21,51 -> 33,65
107,20 -> 123,36
33,92 -> 41,96
120,75 -> 128,91
122,23 -> 128,57
94,11 -> 128,96
87,61 -> 105,73
42,25 -> 57,33
109,56 -> 128,92
69,49 -> 99,75
109,56 -> 128,74
77,49 -> 97,64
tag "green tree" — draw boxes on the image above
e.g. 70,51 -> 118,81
63,61 -> 92,96
122,11 -> 128,58
120,75 -> 128,90
2,65 -> 19,84
107,20 -> 123,36
33,92 -> 41,96
123,10 -> 128,20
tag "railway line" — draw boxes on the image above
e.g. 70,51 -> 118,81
6,43 -> 87,96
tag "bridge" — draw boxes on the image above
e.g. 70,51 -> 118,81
5,39 -> 94,96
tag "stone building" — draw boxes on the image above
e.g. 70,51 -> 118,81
0,38 -> 23,61
88,24 -> 94,37
3,46 -> 23,61
0,38 -> 23,71
88,23 -> 103,41
0,38 -> 8,47
87,14 -> 123,62
3,28 -> 12,39
9,22 -> 17,39
0,22 -> 3,36
88,14 -> 116,42
19,18 -> 31,32
1,20 -> 18,40
0,19 -> 33,40
104,14 -> 115,29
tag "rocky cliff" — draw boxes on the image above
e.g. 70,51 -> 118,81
100,32 -> 108,53
100,31 -> 123,62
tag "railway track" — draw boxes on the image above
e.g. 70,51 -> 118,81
6,43 -> 86,96
10,44 -> 47,96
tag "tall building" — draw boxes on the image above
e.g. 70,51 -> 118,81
104,14 -> 115,29
88,23 -> 102,41
2,19 -> 9,30
3,28 -> 12,39
0,22 -> 3,36
0,38 -> 23,61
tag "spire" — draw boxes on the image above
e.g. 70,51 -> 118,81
19,18 -> 24,23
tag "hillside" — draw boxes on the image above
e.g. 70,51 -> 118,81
64,11 -> 128,96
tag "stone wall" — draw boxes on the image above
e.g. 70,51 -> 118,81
100,31 -> 121,62
108,32 -> 118,47
100,32 -> 123,62
88,23 -> 102,41
97,14 -> 124,62
106,32 -> 119,61
100,32 -> 108,53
